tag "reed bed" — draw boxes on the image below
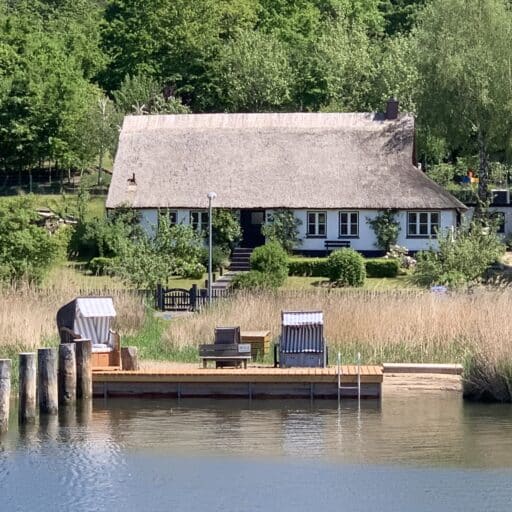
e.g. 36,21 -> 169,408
165,289 -> 512,401
0,284 -> 146,349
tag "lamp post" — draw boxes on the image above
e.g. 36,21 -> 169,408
207,191 -> 217,304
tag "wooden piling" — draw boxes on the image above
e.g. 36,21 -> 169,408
38,348 -> 58,415
19,353 -> 36,423
0,359 -> 11,433
75,339 -> 92,399
58,343 -> 76,405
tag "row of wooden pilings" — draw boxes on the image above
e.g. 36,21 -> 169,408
0,340 -> 92,433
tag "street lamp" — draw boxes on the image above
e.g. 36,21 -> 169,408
207,191 -> 217,304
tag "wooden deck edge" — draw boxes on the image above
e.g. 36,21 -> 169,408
382,363 -> 464,375
92,373 -> 383,384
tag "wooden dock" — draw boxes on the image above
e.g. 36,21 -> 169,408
92,365 -> 383,399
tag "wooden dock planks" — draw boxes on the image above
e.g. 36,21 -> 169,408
93,365 -> 383,385
91,364 -> 383,398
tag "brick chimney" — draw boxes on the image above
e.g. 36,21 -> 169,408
386,98 -> 399,120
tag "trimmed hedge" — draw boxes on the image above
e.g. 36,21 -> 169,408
288,257 -> 399,278
288,257 -> 329,277
364,259 -> 399,278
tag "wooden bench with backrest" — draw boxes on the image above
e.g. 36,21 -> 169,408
199,326 -> 251,368
324,240 -> 351,253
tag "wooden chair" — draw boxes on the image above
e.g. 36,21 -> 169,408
56,297 -> 121,371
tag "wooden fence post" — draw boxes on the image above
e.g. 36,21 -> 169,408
75,339 -> 92,399
58,343 -> 76,405
19,353 -> 36,423
0,359 -> 11,433
156,283 -> 164,310
190,284 -> 197,311
38,348 -> 58,415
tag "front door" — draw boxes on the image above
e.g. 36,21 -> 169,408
240,209 -> 266,247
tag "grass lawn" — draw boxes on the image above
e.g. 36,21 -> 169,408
0,193 -> 106,220
283,275 -> 413,290
44,262 -> 207,291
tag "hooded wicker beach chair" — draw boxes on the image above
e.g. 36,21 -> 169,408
56,297 -> 121,370
275,311 -> 327,368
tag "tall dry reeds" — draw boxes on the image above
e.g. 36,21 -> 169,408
0,284 -> 146,350
164,289 -> 512,400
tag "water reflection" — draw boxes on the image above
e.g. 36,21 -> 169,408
1,395 -> 512,512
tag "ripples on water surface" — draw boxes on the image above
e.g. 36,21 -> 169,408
1,393 -> 512,511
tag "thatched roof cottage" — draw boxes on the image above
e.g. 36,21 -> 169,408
106,102 -> 465,255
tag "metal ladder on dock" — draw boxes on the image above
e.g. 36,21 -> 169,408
337,352 -> 361,404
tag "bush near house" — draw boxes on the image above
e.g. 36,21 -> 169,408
250,242 -> 289,285
412,221 -> 505,288
234,242 -> 289,290
288,256 -> 398,278
326,249 -> 366,287
231,270 -> 277,290
364,259 -> 399,278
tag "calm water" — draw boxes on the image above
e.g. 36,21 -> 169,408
1,393 -> 512,511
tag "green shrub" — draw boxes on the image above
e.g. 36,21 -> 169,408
326,249 -> 366,287
289,256 -> 398,279
412,221 -> 505,288
250,242 -> 288,287
231,270 -> 276,290
182,262 -> 206,280
0,197 -> 62,284
200,246 -> 230,271
213,209 -> 242,250
365,259 -> 399,278
366,209 -> 400,251
88,257 -> 113,275
261,209 -> 302,253
288,257 -> 329,277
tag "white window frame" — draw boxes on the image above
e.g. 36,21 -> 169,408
339,211 -> 359,238
407,211 -> 440,238
307,211 -> 327,237
190,210 -> 208,233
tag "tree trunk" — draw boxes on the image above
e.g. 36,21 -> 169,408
475,129 -> 491,219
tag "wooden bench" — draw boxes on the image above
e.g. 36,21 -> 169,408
199,343 -> 252,369
324,240 -> 351,252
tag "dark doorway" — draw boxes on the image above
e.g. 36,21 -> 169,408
240,209 -> 266,247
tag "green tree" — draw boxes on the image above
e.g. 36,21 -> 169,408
112,216 -> 204,289
412,221 -> 505,288
261,209 -> 302,253
113,73 -> 190,115
101,0 -> 257,108
210,30 -> 292,112
0,197 -> 62,283
413,0 -> 512,213
212,209 -> 242,250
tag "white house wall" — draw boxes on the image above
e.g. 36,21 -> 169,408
291,209 -> 455,253
138,207 -> 457,253
139,208 -> 192,237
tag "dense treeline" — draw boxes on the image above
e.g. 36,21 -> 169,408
1,0 -> 512,201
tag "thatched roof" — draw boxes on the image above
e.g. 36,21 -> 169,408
106,113 -> 466,211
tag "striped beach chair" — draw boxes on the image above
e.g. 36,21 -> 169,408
275,311 -> 327,368
56,297 -> 121,370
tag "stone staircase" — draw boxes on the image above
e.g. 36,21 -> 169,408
228,247 -> 253,272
